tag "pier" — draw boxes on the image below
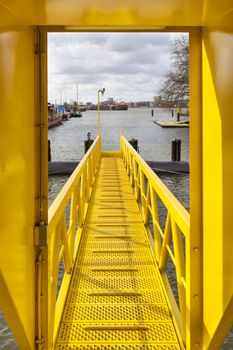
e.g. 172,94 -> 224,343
48,160 -> 189,175
153,120 -> 189,128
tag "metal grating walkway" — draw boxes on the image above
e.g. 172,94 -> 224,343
55,157 -> 181,350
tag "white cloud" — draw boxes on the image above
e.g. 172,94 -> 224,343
48,32 -> 188,104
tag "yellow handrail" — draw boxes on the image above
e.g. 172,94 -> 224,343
46,136 -> 101,347
120,135 -> 190,344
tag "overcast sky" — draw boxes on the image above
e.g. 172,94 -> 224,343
48,32 -> 186,104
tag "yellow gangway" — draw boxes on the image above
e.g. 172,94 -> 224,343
48,135 -> 189,349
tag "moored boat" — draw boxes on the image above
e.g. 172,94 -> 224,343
48,104 -> 63,128
70,110 -> 82,118
78,104 -> 87,112
110,103 -> 128,110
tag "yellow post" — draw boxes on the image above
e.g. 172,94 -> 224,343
98,90 -> 101,137
186,27 -> 203,350
97,88 -> 105,138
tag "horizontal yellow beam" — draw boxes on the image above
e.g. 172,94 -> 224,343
101,151 -> 121,157
1,1 -> 233,27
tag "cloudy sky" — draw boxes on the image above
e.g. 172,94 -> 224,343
48,32 -> 185,104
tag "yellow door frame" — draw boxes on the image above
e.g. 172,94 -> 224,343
37,26 -> 203,350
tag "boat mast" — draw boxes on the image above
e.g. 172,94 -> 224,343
76,83 -> 79,111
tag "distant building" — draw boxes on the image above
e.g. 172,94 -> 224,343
135,101 -> 150,108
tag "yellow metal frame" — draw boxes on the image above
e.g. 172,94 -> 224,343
45,136 -> 101,348
120,135 -> 190,344
1,17 -> 232,348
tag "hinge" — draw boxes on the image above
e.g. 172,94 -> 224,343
34,224 -> 47,247
35,42 -> 40,55
35,336 -> 44,346
35,41 -> 45,56
35,27 -> 45,56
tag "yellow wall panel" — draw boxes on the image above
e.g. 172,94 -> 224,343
0,27 -> 36,349
202,20 -> 233,347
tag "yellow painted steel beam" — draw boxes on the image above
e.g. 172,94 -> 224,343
202,21 -> 233,348
34,27 -> 49,350
101,151 -> 122,157
207,293 -> 233,350
186,27 -> 203,350
0,0 -> 233,27
0,26 -> 38,349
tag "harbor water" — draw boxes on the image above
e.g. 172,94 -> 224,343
48,108 -> 190,205
1,108 -> 232,348
48,108 -> 189,163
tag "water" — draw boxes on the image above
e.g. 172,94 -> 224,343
48,108 -> 189,162
1,108 -> 232,348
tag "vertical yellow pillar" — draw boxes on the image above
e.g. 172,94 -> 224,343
0,25 -> 49,350
202,36 -> 223,345
202,26 -> 233,348
34,27 -> 49,350
186,27 -> 203,349
0,26 -> 37,349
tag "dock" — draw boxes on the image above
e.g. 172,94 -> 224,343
153,120 -> 189,128
49,160 -> 189,175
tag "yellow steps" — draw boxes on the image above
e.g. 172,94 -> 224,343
55,157 -> 181,349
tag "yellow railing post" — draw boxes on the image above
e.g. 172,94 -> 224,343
97,88 -> 105,152
98,91 -> 101,137
61,214 -> 72,273
159,214 -> 172,271
69,188 -> 78,264
171,217 -> 186,342
150,186 -> 161,261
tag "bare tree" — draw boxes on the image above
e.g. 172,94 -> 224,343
160,35 -> 189,107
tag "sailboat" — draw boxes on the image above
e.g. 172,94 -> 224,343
71,84 -> 82,117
